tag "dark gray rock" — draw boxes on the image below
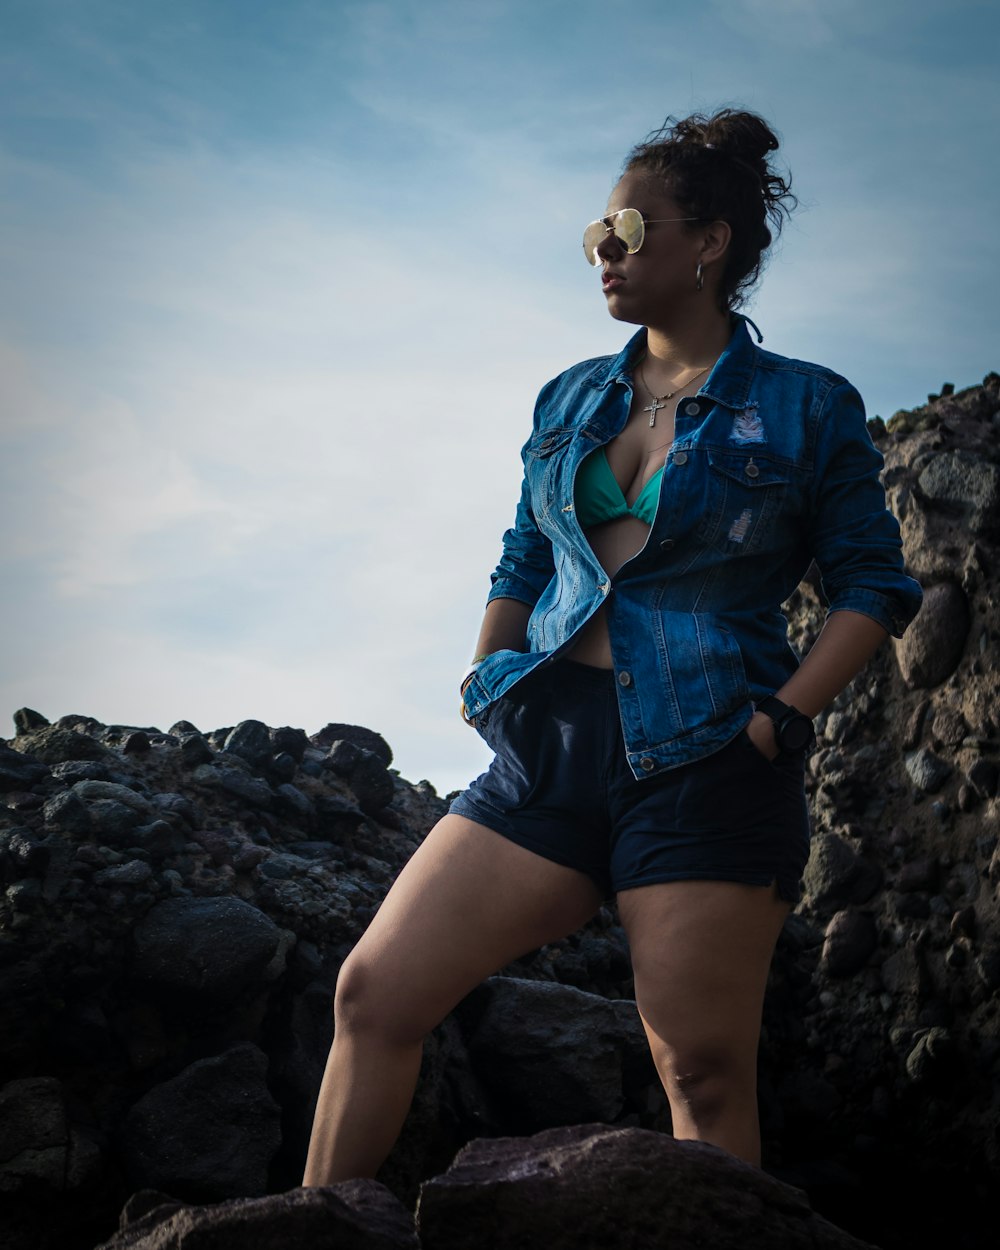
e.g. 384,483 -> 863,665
94,860 -> 154,888
918,449 -> 1000,531
967,757 -> 999,798
214,767 -> 274,806
131,897 -> 284,1002
895,855 -> 939,892
458,978 -> 647,1130
351,749 -> 396,815
880,946 -> 923,997
929,706 -> 967,747
819,910 -> 878,978
1,830 -> 50,877
324,739 -> 360,776
42,788 -> 93,835
87,799 -> 143,843
0,743 -> 49,791
894,582 -> 970,688
50,759 -> 110,783
0,1076 -> 67,1192
416,1124 -> 877,1249
272,725 -> 309,762
274,782 -> 314,819
315,793 -> 367,836
178,732 -> 213,766
73,780 -> 153,815
11,725 -> 110,763
312,722 -> 393,767
96,1180 -> 417,1249
802,833 -> 881,911
268,752 -> 297,783
12,707 -> 50,735
905,748 -> 952,793
119,1043 -> 281,1200
904,1027 -> 955,1083
223,720 -> 272,767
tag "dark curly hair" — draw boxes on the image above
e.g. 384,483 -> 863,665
624,108 -> 796,310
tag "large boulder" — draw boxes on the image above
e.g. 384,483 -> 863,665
456,978 -> 654,1130
131,897 -> 286,1003
95,1180 -> 417,1249
415,1124 -> 878,1249
119,1043 -> 281,1200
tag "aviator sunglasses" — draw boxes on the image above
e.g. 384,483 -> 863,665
583,207 -> 701,266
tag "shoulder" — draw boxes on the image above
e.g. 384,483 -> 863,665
751,344 -> 855,399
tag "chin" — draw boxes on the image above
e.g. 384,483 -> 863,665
603,297 -> 643,327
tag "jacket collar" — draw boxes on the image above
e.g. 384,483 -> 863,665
588,314 -> 762,411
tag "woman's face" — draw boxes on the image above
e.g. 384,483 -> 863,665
594,170 -> 706,327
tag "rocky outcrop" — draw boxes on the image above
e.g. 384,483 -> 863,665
2,371 -> 999,1250
416,1125 -> 879,1249
93,1127 -> 876,1250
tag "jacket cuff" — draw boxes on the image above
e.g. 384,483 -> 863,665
487,578 -> 543,608
826,587 -> 920,638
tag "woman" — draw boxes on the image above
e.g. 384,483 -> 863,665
303,108 -> 921,1181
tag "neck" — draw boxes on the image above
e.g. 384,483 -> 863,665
643,303 -> 733,380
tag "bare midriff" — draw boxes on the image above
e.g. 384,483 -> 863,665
566,391 -> 673,669
566,514 -> 653,667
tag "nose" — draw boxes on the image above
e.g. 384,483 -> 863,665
594,223 -> 624,265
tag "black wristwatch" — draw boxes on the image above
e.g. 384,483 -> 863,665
755,696 -> 815,756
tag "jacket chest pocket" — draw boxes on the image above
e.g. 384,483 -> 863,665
695,451 -> 791,555
525,428 -> 580,514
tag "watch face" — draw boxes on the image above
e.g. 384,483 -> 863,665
781,716 -> 813,751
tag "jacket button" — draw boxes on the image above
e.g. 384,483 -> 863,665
683,401 -> 700,416
745,461 -> 760,478
673,451 -> 688,466
639,757 -> 656,772
659,538 -> 675,552
618,671 -> 632,687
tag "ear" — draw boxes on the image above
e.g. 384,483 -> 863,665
698,219 -> 731,265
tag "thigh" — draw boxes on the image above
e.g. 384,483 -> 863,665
342,812 -> 604,1036
617,879 -> 790,1055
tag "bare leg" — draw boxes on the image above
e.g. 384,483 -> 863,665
617,879 -> 790,1166
302,813 -> 603,1185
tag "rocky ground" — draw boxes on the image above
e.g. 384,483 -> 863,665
1,372 -> 997,1250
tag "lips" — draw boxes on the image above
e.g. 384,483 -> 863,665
602,270 -> 625,291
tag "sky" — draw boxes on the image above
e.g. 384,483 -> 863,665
1,0 -> 997,797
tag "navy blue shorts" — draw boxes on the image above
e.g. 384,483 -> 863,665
450,660 -> 810,903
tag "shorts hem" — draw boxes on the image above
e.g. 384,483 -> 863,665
613,868 -> 802,904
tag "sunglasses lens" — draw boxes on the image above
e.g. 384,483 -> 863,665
614,208 -> 644,253
582,221 -> 605,265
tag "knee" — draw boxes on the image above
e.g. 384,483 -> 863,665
332,952 -> 424,1046
659,1044 -> 753,1121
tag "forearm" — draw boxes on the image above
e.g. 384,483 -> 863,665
472,598 -> 533,659
748,609 -> 888,757
775,609 -> 888,717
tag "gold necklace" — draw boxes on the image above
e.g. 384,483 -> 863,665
637,359 -> 712,428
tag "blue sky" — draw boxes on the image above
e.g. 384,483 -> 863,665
1,0 -> 997,795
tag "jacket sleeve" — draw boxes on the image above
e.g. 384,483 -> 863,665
486,431 -> 556,608
808,380 -> 922,637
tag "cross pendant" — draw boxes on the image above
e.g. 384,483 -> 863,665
644,397 -> 665,427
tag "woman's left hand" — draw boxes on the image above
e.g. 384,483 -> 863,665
745,711 -> 780,761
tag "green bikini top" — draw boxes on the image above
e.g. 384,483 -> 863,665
575,447 -> 663,528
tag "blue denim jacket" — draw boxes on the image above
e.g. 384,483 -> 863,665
462,316 -> 922,779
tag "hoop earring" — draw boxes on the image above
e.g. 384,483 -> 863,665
696,261 -> 704,292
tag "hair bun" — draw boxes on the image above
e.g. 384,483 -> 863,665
698,110 -> 780,165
